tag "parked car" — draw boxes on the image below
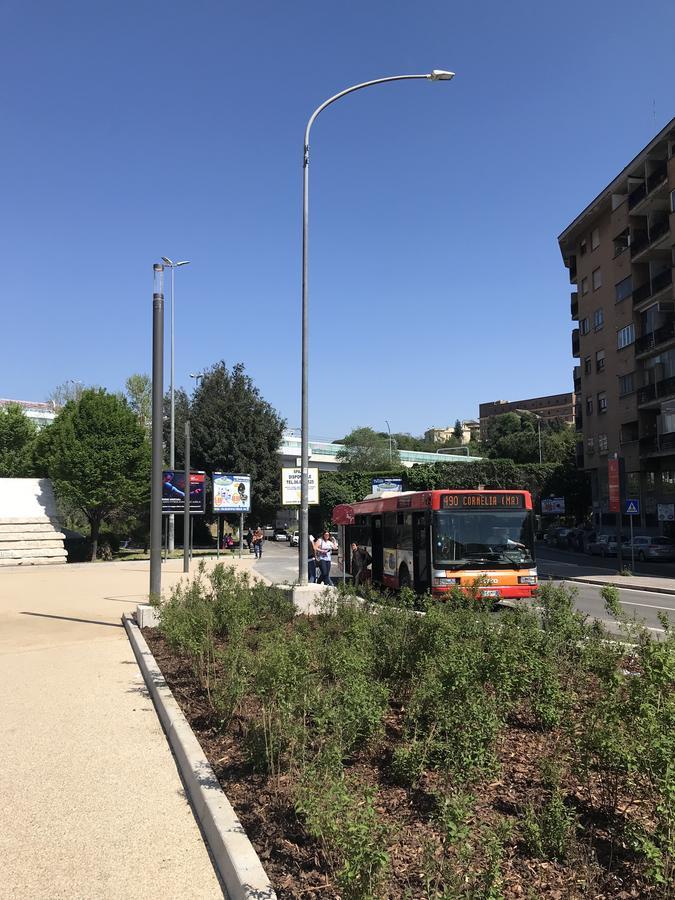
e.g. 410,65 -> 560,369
289,531 -> 299,547
552,527 -> 573,548
545,526 -> 563,546
625,535 -> 675,562
273,528 -> 289,542
263,525 -> 274,539
588,534 -> 623,557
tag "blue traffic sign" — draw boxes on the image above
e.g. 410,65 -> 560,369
624,498 -> 640,515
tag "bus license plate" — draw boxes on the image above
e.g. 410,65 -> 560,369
481,589 -> 499,598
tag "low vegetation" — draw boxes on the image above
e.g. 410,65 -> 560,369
147,567 -> 675,898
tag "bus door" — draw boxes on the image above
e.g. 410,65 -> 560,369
371,516 -> 383,583
413,511 -> 430,592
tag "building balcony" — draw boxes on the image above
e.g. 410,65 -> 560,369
647,162 -> 668,194
573,365 -> 581,393
635,320 -> 675,358
640,431 -> 675,456
628,163 -> 668,212
575,408 -> 583,431
571,291 -> 579,320
637,374 -> 675,408
632,267 -> 673,310
631,219 -> 671,260
568,254 -> 577,284
572,328 -> 580,358
628,182 -> 647,210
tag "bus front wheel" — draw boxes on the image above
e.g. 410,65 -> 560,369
399,565 -> 411,590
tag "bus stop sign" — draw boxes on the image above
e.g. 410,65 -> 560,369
332,504 -> 355,526
625,498 -> 640,515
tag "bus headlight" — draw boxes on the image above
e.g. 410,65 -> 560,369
518,575 -> 537,585
433,577 -> 459,586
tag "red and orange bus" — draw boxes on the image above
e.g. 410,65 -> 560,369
334,489 -> 537,601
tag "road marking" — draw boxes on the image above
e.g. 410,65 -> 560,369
620,600 -> 675,612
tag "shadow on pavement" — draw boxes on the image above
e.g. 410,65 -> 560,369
20,611 -> 123,628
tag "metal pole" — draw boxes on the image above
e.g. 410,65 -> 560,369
183,420 -> 190,573
190,518 -> 194,561
239,512 -> 243,559
385,419 -> 392,463
169,265 -> 175,552
150,264 -> 164,599
630,513 -> 635,572
298,70 -> 454,584
538,420 -> 542,464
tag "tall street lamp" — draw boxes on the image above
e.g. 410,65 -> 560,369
385,419 -> 393,463
515,409 -> 543,464
298,70 -> 455,583
162,256 -> 190,552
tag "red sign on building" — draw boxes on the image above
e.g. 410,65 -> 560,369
608,458 -> 620,513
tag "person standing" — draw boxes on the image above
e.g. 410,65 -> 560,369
314,531 -> 338,586
351,542 -> 372,586
245,528 -> 253,551
252,526 -> 264,559
307,534 -> 317,583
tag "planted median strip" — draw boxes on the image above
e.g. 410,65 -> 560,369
133,564 -> 674,898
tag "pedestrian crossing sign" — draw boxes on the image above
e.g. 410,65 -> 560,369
624,498 -> 640,515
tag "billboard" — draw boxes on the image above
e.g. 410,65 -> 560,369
282,467 -> 319,505
541,497 -> 565,515
658,503 -> 675,522
162,470 -> 205,514
371,477 -> 404,496
607,458 -> 621,513
212,473 -> 251,513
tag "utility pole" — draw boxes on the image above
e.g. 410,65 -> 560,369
183,419 -> 190,574
150,264 -> 164,599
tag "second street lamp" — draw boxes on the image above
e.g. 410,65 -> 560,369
161,256 -> 190,552
297,70 -> 455,583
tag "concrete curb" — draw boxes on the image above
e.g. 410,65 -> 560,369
566,576 -> 675,596
122,613 -> 277,900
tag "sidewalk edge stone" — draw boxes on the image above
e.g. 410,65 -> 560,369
123,613 -> 277,900
566,576 -> 675,596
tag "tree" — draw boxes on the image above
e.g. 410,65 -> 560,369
190,362 -> 285,524
47,389 -> 150,560
0,404 -> 37,477
453,419 -> 463,441
47,381 -> 85,409
482,412 -> 577,465
125,374 -> 152,435
336,426 -> 399,472
162,387 -> 190,469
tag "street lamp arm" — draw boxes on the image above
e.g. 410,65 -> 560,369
304,73 -> 451,163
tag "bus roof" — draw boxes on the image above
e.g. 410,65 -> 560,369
343,489 -> 533,516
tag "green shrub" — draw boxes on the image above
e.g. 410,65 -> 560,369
521,787 -> 576,862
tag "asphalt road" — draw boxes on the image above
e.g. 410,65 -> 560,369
254,541 -> 674,636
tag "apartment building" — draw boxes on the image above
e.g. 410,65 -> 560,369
478,395 -> 575,440
424,420 -> 480,445
0,398 -> 56,430
559,118 -> 675,530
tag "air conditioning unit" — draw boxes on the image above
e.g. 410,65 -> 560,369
658,302 -> 675,313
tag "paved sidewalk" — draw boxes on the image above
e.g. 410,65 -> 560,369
566,572 -> 675,595
0,556 -> 255,899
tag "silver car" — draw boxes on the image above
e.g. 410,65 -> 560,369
626,535 -> 675,562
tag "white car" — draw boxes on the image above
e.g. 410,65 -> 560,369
273,528 -> 289,541
289,531 -> 299,547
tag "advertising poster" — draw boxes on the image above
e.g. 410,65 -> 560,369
213,473 -> 251,513
162,470 -> 205,514
371,477 -> 404,496
607,458 -> 620,513
541,497 -> 565,515
658,503 -> 675,522
282,467 -> 319,505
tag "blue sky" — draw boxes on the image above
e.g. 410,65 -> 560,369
3,0 -> 675,440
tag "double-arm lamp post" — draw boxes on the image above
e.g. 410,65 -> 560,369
298,70 -> 455,583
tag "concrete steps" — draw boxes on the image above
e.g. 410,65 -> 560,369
0,480 -> 68,566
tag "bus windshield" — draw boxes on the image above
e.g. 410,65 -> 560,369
433,510 -> 535,569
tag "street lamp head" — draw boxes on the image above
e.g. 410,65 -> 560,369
161,256 -> 174,266
428,70 -> 455,81
176,260 -> 190,267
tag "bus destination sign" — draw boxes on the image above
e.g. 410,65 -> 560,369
440,493 -> 525,510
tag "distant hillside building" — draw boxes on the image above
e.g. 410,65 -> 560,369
424,420 -> 480,445
0,399 -> 56,430
479,395 -> 576,439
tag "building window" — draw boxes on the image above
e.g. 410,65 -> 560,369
586,397 -> 594,415
619,372 -> 635,396
597,391 -> 608,413
595,349 -> 605,372
661,471 -> 675,493
587,436 -> 595,453
645,471 -> 656,490
615,275 -> 633,303
580,238 -> 587,256
584,356 -> 592,375
613,229 -> 630,257
617,323 -> 635,349
581,276 -> 589,295
580,317 -> 590,335
598,433 -> 608,453
593,308 -> 604,331
592,267 -> 602,290
591,227 -> 600,250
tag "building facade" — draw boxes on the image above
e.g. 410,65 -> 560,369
559,117 -> 675,531
424,420 -> 480,445
0,399 -> 56,430
479,395 -> 575,440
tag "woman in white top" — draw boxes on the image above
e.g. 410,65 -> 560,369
314,530 -> 338,586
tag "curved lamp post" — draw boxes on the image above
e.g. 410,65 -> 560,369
298,70 -> 455,583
